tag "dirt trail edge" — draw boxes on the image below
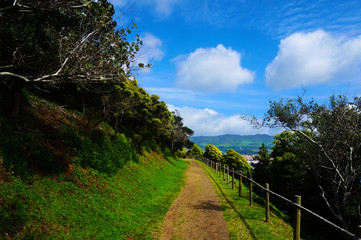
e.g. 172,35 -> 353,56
160,160 -> 229,240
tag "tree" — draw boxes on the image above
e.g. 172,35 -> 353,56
268,131 -> 312,200
169,111 -> 194,153
263,95 -> 361,231
1,0 -> 143,84
225,148 -> 251,174
253,143 -> 271,185
0,0 -> 144,121
190,143 -> 203,156
204,144 -> 222,162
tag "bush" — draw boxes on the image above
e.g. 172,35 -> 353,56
0,125 -> 30,178
190,143 -> 203,156
62,127 -> 138,175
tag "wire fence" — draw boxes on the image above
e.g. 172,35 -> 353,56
195,156 -> 361,240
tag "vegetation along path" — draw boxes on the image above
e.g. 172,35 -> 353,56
160,159 -> 229,240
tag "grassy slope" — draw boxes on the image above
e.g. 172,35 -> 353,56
198,160 -> 295,240
0,95 -> 189,239
1,153 -> 188,239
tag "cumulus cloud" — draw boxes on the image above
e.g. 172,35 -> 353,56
141,32 -> 164,61
167,105 -> 276,136
266,30 -> 361,90
136,33 -> 164,70
109,0 -> 177,16
174,44 -> 254,92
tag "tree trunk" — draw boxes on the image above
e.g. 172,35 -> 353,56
0,82 -> 25,124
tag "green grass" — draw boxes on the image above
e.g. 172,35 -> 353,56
0,152 -> 188,239
198,160 -> 295,240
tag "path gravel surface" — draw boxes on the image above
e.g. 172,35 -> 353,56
160,160 -> 229,240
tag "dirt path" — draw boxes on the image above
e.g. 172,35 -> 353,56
160,160 -> 229,240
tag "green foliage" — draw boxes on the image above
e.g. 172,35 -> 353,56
267,131 -> 315,202
0,0 -> 193,156
204,144 -> 223,162
0,124 -> 29,177
269,152 -> 308,193
62,127 -> 138,175
190,143 -> 203,156
0,0 -> 142,82
225,148 -> 251,174
169,112 -> 194,153
0,123 -> 65,178
253,143 -> 271,185
265,95 -> 361,230
100,79 -> 193,153
175,148 -> 188,158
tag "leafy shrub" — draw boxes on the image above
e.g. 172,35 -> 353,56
163,147 -> 172,158
31,146 -> 64,174
204,144 -> 222,162
62,127 -> 138,175
0,125 -> 30,178
0,123 -> 65,176
225,148 -> 251,174
190,143 -> 203,156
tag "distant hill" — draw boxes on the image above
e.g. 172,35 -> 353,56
190,134 -> 274,155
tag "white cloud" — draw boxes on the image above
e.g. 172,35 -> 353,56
174,44 -> 254,92
110,0 -> 178,16
141,32 -> 164,61
136,33 -> 164,70
167,105 -> 277,136
152,0 -> 178,16
266,30 -> 361,90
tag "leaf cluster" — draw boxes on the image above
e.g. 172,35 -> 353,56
225,148 -> 251,174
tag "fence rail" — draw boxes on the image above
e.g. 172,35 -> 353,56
197,157 -> 361,240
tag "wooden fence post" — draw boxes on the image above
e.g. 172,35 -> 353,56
239,171 -> 242,196
223,164 -> 226,181
227,167 -> 229,184
266,183 -> 270,223
249,172 -> 253,206
294,195 -> 301,240
232,168 -> 235,189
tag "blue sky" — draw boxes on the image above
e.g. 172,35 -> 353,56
109,0 -> 361,136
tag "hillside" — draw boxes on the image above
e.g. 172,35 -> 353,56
0,3 -> 195,237
0,95 -> 188,239
191,134 -> 274,154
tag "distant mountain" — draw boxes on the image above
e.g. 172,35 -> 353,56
190,134 -> 274,155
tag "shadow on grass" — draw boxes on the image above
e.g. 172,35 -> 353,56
205,169 -> 259,240
164,156 -> 177,166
